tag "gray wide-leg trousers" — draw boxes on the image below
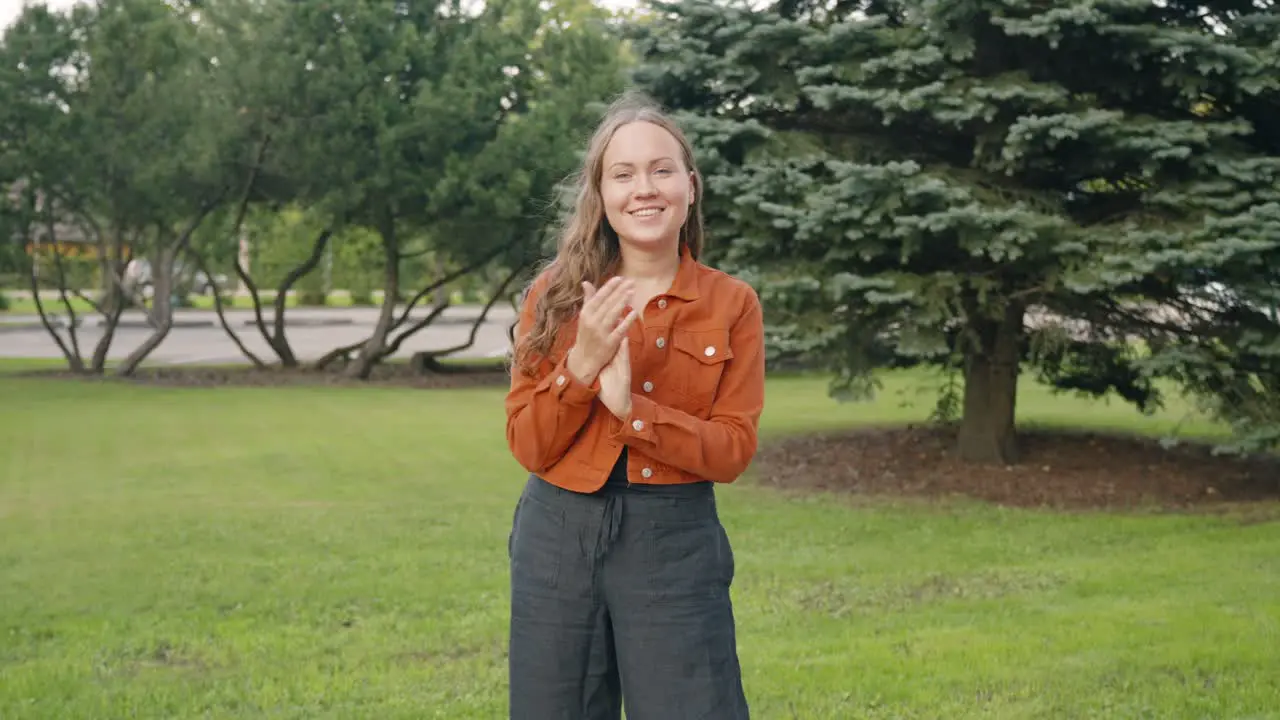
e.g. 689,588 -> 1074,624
508,473 -> 750,720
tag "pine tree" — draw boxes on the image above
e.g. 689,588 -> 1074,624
629,0 -> 1280,463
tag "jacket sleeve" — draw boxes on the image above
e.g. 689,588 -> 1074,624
504,278 -> 598,474
608,288 -> 766,483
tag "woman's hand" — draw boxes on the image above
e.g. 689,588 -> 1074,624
598,338 -> 632,419
566,277 -> 639,385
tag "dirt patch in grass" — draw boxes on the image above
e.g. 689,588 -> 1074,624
789,569 -> 1069,618
15,362 -> 511,390
96,640 -> 211,680
753,425 -> 1280,513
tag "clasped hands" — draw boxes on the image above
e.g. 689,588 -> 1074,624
565,276 -> 640,420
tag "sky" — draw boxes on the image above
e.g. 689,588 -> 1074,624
1,0 -> 83,30
0,0 -> 641,30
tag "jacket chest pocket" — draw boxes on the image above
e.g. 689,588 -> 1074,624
668,328 -> 734,412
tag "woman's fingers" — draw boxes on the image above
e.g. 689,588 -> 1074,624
601,284 -> 632,326
581,277 -> 615,320
609,307 -> 641,343
583,277 -> 632,329
581,280 -> 608,321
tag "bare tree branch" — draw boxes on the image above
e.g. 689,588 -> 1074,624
28,255 -> 83,373
187,245 -> 268,369
273,229 -> 333,354
19,188 -> 83,372
192,139 -> 273,369
311,240 -> 520,372
403,260 -> 529,369
48,240 -> 83,363
391,239 -> 520,331
378,296 -> 452,361
39,200 -> 86,363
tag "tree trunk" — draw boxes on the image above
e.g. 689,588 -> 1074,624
266,228 -> 332,367
92,276 -> 125,374
117,245 -> 177,377
345,216 -> 399,380
92,238 -> 129,374
115,196 -> 224,376
957,301 -> 1025,464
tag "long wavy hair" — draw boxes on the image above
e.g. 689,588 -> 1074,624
513,92 -> 706,375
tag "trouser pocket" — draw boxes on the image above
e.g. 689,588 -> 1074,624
509,486 -> 565,590
645,516 -> 733,603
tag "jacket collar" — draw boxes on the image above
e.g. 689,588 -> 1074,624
664,243 -> 701,301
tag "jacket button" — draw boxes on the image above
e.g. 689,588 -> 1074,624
704,346 -> 716,357
656,337 -> 665,349
641,467 -> 653,478
658,299 -> 667,309
632,419 -> 644,431
556,375 -> 566,385
642,381 -> 654,392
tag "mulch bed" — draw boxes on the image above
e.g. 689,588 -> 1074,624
752,425 -> 1280,513
15,363 -> 512,390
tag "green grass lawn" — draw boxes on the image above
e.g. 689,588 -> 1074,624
1,369 -> 1278,718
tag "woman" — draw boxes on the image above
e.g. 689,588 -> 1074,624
504,91 -> 765,720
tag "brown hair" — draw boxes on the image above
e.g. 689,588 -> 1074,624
513,91 -> 705,375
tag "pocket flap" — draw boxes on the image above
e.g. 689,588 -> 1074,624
672,328 -> 734,365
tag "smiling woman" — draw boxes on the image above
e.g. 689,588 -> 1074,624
599,120 -> 698,258
503,91 -> 765,719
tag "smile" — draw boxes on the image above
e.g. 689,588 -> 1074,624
630,208 -> 664,218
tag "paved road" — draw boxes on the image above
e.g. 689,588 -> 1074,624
0,305 -> 518,365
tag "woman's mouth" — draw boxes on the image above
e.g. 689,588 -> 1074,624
629,207 -> 664,219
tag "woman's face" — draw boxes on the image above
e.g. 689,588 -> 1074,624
599,120 -> 695,253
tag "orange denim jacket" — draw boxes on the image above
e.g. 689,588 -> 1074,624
504,251 -> 766,493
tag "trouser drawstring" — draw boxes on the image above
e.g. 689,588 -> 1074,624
594,494 -> 624,563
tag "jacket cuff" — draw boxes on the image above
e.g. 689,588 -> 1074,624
541,358 -> 599,403
610,393 -> 656,444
